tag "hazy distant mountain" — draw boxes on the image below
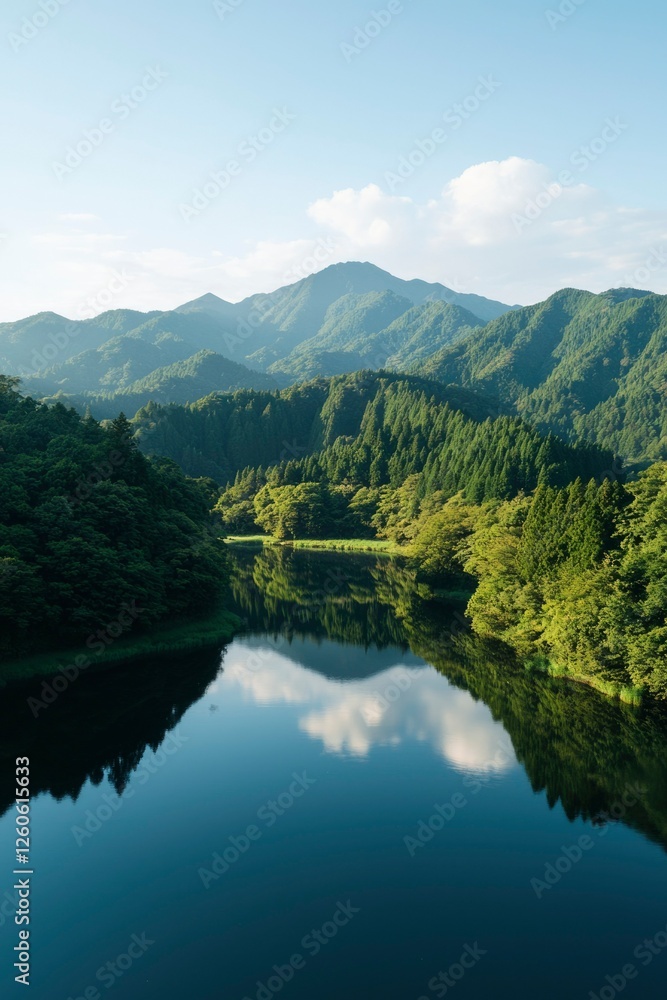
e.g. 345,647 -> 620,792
267,297 -> 484,381
0,262 -> 515,414
414,287 -> 667,465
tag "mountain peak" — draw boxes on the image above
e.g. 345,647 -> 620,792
175,292 -> 235,314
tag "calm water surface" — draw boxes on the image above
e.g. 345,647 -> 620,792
1,548 -> 667,999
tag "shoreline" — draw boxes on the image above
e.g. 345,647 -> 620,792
1,542 -> 653,708
0,607 -> 241,686
225,535 -> 405,555
227,536 -> 652,706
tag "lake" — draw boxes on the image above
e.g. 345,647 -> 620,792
1,547 -> 667,999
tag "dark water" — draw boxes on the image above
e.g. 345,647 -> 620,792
1,547 -> 667,1000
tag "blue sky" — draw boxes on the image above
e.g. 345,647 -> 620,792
1,0 -> 665,318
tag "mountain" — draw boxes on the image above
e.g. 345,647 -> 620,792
0,309 -> 162,374
414,287 -> 667,465
0,263 -> 516,416
260,293 -> 483,381
238,261 -> 514,365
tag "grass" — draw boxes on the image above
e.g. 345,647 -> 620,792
225,534 -> 406,555
524,655 -> 645,706
286,538 -> 405,554
0,607 -> 241,685
225,534 -> 272,546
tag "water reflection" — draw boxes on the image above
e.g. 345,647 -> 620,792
0,545 -> 666,859
0,648 -> 223,819
225,637 -> 516,770
228,546 -> 667,852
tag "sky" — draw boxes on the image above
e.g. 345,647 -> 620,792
1,0 -> 666,319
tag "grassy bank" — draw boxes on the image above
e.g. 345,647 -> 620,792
287,538 -> 404,554
225,535 -> 272,546
0,607 -> 241,685
524,655 -> 645,706
225,535 -> 405,555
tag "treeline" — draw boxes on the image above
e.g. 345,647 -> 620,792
180,372 -> 667,701
454,469 -> 667,701
222,465 -> 667,701
365,469 -> 666,701
206,374 -> 613,537
132,370 -> 590,484
0,376 -> 229,658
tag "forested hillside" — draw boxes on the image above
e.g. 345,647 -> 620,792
415,287 -> 667,465
0,376 -> 229,658
132,371 -> 611,497
266,296 -> 482,382
34,349 -> 280,421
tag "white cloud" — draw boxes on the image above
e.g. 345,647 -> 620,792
296,160 -> 667,301
222,642 -> 516,772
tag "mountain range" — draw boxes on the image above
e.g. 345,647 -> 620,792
0,262 -> 513,418
2,261 -> 667,466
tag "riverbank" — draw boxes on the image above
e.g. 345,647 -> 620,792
0,607 -> 241,685
524,655 -> 646,706
225,535 -> 405,555
225,538 -> 650,706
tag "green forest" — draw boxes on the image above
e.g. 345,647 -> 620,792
0,375 -> 230,659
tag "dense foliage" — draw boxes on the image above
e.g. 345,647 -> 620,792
416,287 -> 667,465
404,469 -> 667,701
0,377 -> 228,657
195,373 -> 613,537
266,292 -> 482,382
145,365 -> 665,701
